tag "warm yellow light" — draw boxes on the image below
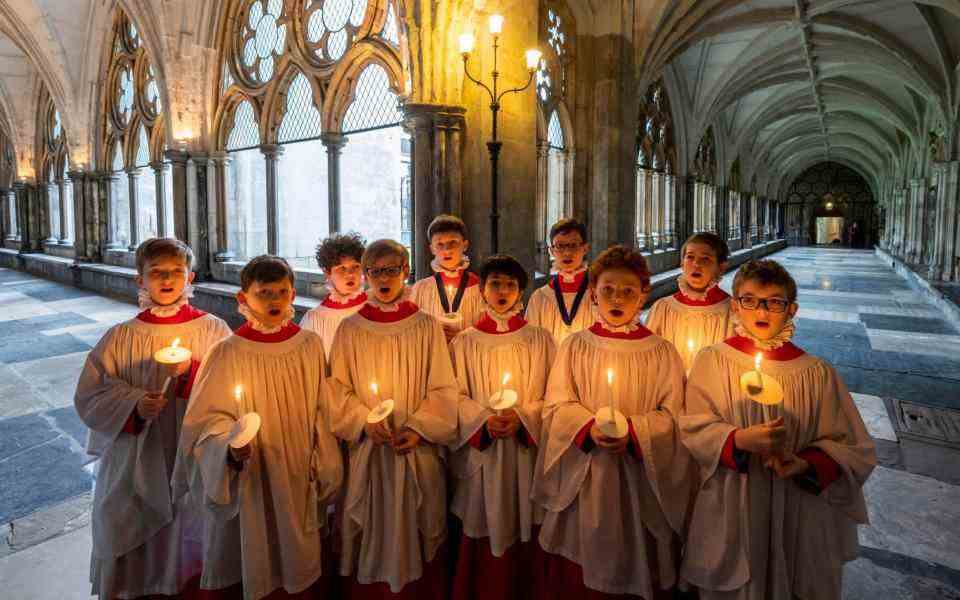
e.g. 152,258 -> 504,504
459,32 -> 475,55
754,352 -> 762,372
606,368 -> 614,387
489,14 -> 504,35
687,339 -> 695,352
234,385 -> 243,403
171,337 -> 181,349
525,49 -> 542,71
371,382 -> 379,397
502,372 -> 511,386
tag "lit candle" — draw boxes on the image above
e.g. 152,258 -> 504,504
739,351 -> 783,406
489,14 -> 504,35
154,337 -> 192,365
234,384 -> 244,417
753,352 -> 764,392
607,368 -> 616,421
499,372 -> 511,400
371,381 -> 380,403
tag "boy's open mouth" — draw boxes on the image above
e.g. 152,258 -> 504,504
610,308 -> 624,318
160,287 -> 174,293
268,308 -> 282,317
754,320 -> 770,329
497,298 -> 508,305
379,286 -> 391,295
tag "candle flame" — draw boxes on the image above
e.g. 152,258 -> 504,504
370,382 -> 379,397
502,372 -> 511,386
606,368 -> 614,386
171,337 -> 181,349
234,385 -> 242,402
687,339 -> 695,352
755,352 -> 762,371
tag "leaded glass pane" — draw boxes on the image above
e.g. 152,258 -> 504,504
227,100 -> 261,150
241,0 -> 285,85
547,111 -> 564,149
341,64 -> 402,133
382,2 -> 399,45
136,124 -> 151,167
340,126 -> 410,244
278,73 -> 323,143
117,67 -> 134,125
324,0 -> 351,31
328,28 -> 348,60
350,0 -> 368,27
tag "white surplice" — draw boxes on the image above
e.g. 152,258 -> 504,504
75,311 -> 231,599
449,316 -> 556,556
645,290 -> 735,372
679,341 -> 877,600
299,293 -> 367,367
179,326 -> 343,600
411,272 -> 484,334
532,325 -> 695,597
327,302 -> 458,592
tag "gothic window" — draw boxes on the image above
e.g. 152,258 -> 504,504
218,0 -> 407,269
100,7 -> 167,250
728,157 -> 741,240
636,79 -> 676,250
692,127 -> 717,234
36,88 -> 72,245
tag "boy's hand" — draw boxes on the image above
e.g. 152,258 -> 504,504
392,428 -> 422,454
590,423 -> 629,454
487,410 -> 521,439
229,442 -> 253,463
162,359 -> 191,379
767,452 -> 809,479
734,417 -> 786,456
364,421 -> 393,445
137,392 -> 168,421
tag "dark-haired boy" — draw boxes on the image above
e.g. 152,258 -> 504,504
301,232 -> 367,365
646,232 -> 735,372
411,214 -> 483,342
680,259 -> 876,600
525,218 -> 595,345
75,238 -> 231,599
449,255 -> 555,600
180,255 -> 343,600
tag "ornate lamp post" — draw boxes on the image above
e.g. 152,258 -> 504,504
460,15 -> 541,253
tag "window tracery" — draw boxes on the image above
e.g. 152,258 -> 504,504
636,79 -> 676,250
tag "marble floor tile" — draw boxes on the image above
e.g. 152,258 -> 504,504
862,314 -> 958,335
0,313 -> 96,337
0,303 -> 56,322
0,366 -> 50,418
8,352 -> 90,411
853,392 -> 899,442
0,332 -> 90,364
858,305 -> 944,319
867,329 -> 960,360
796,307 -> 862,323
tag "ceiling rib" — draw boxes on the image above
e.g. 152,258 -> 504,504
796,0 -> 830,161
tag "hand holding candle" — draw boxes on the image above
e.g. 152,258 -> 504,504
366,381 -> 395,442
228,383 -> 261,450
154,337 -> 192,398
595,367 -> 627,439
739,352 -> 784,406
489,372 -> 517,414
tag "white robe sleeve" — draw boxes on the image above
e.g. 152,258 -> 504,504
405,319 -> 459,445
328,328 -> 372,444
679,348 -> 739,482
450,335 -> 489,449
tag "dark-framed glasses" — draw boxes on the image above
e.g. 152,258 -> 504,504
736,296 -> 790,313
366,264 -> 404,279
550,242 -> 583,253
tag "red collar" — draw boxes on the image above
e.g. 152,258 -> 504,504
136,304 -> 207,324
236,322 -> 301,343
724,336 -> 805,361
547,269 -> 588,293
589,321 -> 653,340
475,312 -> 527,334
673,286 -> 730,307
322,291 -> 367,310
436,271 -> 479,288
358,300 -> 420,323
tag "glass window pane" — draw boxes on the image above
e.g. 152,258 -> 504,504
111,174 -> 130,247
340,126 -> 410,246
8,192 -> 17,238
137,168 -> 158,240
547,148 -> 565,230
62,180 -> 74,242
48,182 -> 61,241
277,138 -> 329,269
227,147 -> 268,260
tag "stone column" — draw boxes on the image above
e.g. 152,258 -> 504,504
57,178 -> 69,244
68,171 -> 87,261
908,178 -> 923,262
208,152 -> 233,262
535,141 -> 550,272
151,161 -> 169,238
42,182 -> 57,243
928,161 -> 959,281
260,145 -> 284,256
188,154 -> 213,279
126,169 -> 140,251
165,150 -> 190,242
402,103 -> 467,278
13,182 -> 27,250
0,187 -> 6,241
715,186 -> 728,241
321,133 -> 347,235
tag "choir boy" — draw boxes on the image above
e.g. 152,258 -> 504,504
449,255 -> 556,600
526,218 -> 596,344
645,232 -> 735,371
328,239 -> 459,599
75,238 -> 232,599
532,245 -> 695,599
411,214 -> 483,341
179,255 -> 343,600
300,232 -> 367,365
680,259 -> 876,600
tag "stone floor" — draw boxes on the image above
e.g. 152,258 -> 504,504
1,246 -> 959,599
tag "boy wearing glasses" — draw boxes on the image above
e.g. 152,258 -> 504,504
526,218 -> 596,344
301,232 -> 367,366
449,255 -> 556,600
532,246 -> 694,599
328,239 -> 458,598
646,232 -> 735,372
412,214 -> 483,342
179,256 -> 343,600
75,238 -> 231,600
680,260 -> 876,600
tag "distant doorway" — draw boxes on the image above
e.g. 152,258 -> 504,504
816,217 -> 845,245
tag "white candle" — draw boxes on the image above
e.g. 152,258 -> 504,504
154,337 -> 192,365
234,384 -> 244,417
607,368 -> 616,421
446,285 -> 456,303
754,352 -> 764,392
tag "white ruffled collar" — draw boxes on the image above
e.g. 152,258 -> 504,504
431,256 -> 470,278
237,302 -> 295,334
595,311 -> 642,334
364,286 -> 412,313
137,283 -> 195,318
734,319 -> 796,350
677,274 -> 719,302
550,263 -> 587,283
325,280 -> 364,304
483,301 -> 525,332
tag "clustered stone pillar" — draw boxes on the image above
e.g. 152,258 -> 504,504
402,103 -> 466,278
209,152 -> 233,262
127,169 -> 140,251
151,161 -> 170,238
260,144 -> 284,257
189,154 -> 212,279
68,170 -> 89,261
928,161 -> 959,282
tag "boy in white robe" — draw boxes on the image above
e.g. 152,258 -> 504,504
680,259 -> 877,600
449,255 -> 556,600
526,218 -> 596,345
645,232 -> 735,371
532,246 -> 695,600
75,238 -> 231,599
300,232 -> 367,365
179,255 -> 343,600
411,214 -> 483,342
328,239 -> 458,599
